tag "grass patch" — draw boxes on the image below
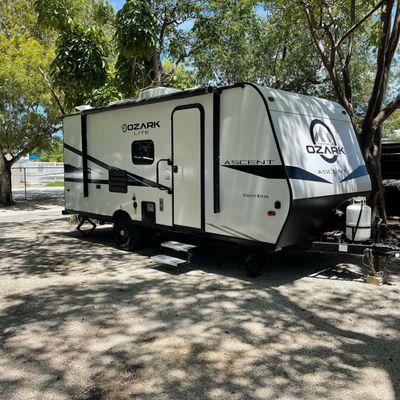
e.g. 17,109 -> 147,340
46,181 -> 64,187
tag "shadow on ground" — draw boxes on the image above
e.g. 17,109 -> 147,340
0,220 -> 399,399
0,190 -> 64,212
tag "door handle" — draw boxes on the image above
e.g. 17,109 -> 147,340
173,165 -> 179,173
156,158 -> 172,194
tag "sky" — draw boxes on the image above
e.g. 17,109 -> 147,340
109,0 -> 268,17
110,0 -> 124,11
108,0 -> 267,31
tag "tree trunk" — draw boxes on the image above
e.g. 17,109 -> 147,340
360,125 -> 386,223
0,159 -> 13,206
149,51 -> 163,86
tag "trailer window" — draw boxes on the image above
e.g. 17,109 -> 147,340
132,140 -> 154,165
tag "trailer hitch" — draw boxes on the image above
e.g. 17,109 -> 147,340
311,238 -> 400,285
370,242 -> 400,257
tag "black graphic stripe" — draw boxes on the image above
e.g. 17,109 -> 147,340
223,164 -> 286,179
64,143 -> 82,156
64,164 -> 81,174
65,177 -> 156,188
64,143 -> 170,190
126,172 -> 168,189
285,166 -> 331,184
127,175 -> 147,187
223,164 -> 331,184
87,154 -> 110,171
340,165 -> 369,182
65,177 -> 83,183
65,178 -> 108,184
64,164 -> 92,174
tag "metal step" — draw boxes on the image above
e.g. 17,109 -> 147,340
161,241 -> 197,253
150,254 -> 187,267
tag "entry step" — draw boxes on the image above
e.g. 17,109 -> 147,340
151,254 -> 187,267
161,241 -> 197,253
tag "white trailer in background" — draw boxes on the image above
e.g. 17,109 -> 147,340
63,82 -> 392,275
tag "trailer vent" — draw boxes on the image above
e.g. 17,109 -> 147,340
138,87 -> 180,101
109,168 -> 127,193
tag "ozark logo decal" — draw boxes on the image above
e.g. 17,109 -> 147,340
306,119 -> 345,164
121,121 -> 160,134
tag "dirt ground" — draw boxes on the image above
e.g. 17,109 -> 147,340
0,202 -> 400,400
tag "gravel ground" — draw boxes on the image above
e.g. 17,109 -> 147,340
0,188 -> 65,223
0,202 -> 400,399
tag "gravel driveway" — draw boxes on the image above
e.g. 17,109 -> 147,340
0,207 -> 399,399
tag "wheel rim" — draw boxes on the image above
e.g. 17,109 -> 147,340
115,223 -> 130,245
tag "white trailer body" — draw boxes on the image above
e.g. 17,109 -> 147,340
63,83 -> 371,250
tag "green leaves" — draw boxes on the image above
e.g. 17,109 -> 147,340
191,1 -> 267,85
40,136 -> 64,161
113,0 -> 158,97
34,0 -> 71,31
32,0 -> 115,110
115,0 -> 156,59
0,29 -> 58,161
162,59 -> 195,89
34,0 -> 115,32
51,24 -> 109,109
87,82 -> 122,107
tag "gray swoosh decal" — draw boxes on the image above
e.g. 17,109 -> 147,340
207,223 -> 258,241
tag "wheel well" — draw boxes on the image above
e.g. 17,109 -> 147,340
112,210 -> 132,222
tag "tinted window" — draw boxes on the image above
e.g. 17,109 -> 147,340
132,140 -> 154,165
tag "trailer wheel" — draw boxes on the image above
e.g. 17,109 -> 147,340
244,251 -> 265,278
113,218 -> 143,251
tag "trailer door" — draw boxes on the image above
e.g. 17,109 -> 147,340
172,105 -> 204,229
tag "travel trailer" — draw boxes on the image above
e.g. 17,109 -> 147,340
63,83 -> 398,274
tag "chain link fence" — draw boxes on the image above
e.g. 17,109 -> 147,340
11,162 -> 64,200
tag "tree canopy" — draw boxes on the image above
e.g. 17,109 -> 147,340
0,2 -> 59,165
0,0 -> 399,207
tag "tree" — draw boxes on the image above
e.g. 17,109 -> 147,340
162,59 -> 195,89
383,111 -> 400,139
188,1 -> 326,94
114,0 -> 201,98
0,12 -> 59,205
51,23 -> 110,109
191,0 -> 267,85
35,0 -> 199,107
114,0 -> 157,96
34,0 -> 115,111
296,0 -> 400,221
40,136 -> 64,162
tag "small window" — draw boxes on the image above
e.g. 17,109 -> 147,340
132,140 -> 154,165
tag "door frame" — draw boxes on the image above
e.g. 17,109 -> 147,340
171,103 -> 205,231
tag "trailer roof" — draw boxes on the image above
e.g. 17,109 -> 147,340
256,86 -> 350,122
62,85 -> 220,118
63,82 -> 350,122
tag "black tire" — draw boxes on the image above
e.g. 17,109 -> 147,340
244,251 -> 265,278
113,218 -> 143,251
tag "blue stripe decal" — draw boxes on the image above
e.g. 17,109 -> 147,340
285,166 -> 332,184
340,165 -> 369,182
223,164 -> 331,183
